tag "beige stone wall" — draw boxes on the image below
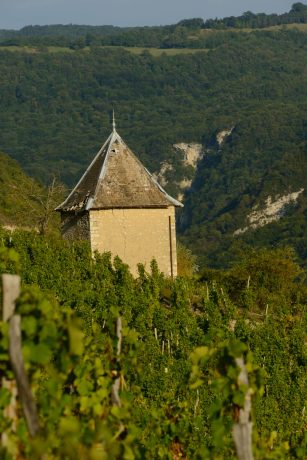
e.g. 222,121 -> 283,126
89,207 -> 178,277
60,212 -> 90,241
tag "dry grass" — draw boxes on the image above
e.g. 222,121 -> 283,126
0,45 -> 39,53
0,45 -> 207,56
123,47 -> 207,56
199,23 -> 307,34
47,46 -> 76,53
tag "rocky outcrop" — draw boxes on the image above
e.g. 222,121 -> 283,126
173,143 -> 203,199
216,127 -> 234,146
173,143 -> 203,168
154,143 -> 204,201
234,189 -> 304,235
152,162 -> 173,187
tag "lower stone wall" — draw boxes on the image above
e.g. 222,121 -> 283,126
89,207 -> 177,277
60,212 -> 90,241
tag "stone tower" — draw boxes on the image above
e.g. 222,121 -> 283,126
56,120 -> 183,277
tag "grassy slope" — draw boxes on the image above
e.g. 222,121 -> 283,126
0,45 -> 207,56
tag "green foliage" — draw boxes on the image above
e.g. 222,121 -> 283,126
176,242 -> 198,277
199,248 -> 307,458
177,18 -> 204,29
190,338 -> 264,454
203,3 -> 307,29
201,247 -> 306,313
0,232 -> 305,458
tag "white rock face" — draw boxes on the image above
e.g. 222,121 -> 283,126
234,189 -> 304,235
173,143 -> 203,168
177,179 -> 193,201
172,143 -> 203,199
152,162 -> 173,187
179,178 -> 193,189
154,143 -> 203,197
216,127 -> 234,146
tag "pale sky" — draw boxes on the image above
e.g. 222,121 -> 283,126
0,0 -> 297,30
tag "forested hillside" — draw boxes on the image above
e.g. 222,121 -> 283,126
0,6 -> 306,266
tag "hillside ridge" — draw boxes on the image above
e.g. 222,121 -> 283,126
1,3 -> 307,49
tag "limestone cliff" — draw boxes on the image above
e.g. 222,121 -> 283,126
234,189 -> 304,235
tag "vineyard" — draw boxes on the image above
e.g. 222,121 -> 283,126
0,229 -> 306,459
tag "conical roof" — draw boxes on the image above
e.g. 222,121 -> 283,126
56,126 -> 183,212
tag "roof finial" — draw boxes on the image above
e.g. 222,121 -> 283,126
112,109 -> 116,133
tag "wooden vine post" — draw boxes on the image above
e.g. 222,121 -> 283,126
111,317 -> 122,407
1,274 -> 20,450
1,274 -> 40,438
232,357 -> 254,460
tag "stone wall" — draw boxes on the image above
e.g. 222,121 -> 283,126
89,207 -> 178,277
60,212 -> 90,241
